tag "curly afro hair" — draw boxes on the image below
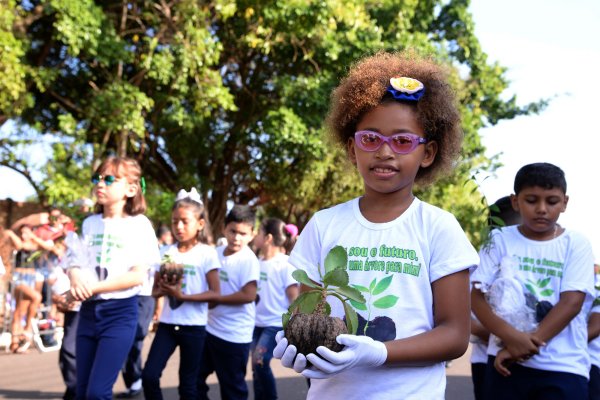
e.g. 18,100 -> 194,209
326,51 -> 463,186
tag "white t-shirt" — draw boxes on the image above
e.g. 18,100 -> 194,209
471,225 -> 594,378
289,197 -> 479,400
588,273 -> 600,369
159,243 -> 220,326
79,214 -> 161,300
0,256 -> 5,277
207,245 -> 260,343
255,253 -> 297,328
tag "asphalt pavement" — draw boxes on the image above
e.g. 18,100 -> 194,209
0,332 -> 475,400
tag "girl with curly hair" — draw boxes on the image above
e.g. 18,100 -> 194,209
273,51 -> 479,399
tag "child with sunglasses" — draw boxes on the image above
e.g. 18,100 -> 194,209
273,51 -> 479,398
66,156 -> 160,399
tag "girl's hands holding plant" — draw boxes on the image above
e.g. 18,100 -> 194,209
160,279 -> 183,300
273,330 -> 308,373
303,334 -> 387,379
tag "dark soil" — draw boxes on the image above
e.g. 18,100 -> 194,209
284,313 -> 347,356
159,262 -> 184,284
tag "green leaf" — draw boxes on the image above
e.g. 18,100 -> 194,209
343,301 -> 359,334
369,278 -> 377,292
324,302 -> 331,316
525,283 -> 536,295
292,269 -> 321,289
282,312 -> 291,329
349,299 -> 368,311
336,285 -> 366,303
538,277 -> 551,288
373,295 -> 399,309
324,246 -> 347,274
539,289 -> 554,297
372,275 -> 393,295
323,267 -> 349,287
287,291 -> 321,314
352,284 -> 370,293
489,215 -> 506,227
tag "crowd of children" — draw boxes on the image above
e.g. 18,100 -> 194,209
1,49 -> 598,400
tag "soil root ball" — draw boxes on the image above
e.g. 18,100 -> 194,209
284,313 -> 347,356
159,262 -> 184,284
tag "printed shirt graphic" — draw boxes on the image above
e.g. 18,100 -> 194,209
159,243 -> 220,326
207,245 -> 260,343
255,253 -> 296,327
288,197 -> 479,399
81,214 -> 161,300
588,270 -> 600,369
471,225 -> 595,378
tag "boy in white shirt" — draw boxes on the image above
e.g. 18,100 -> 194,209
471,163 -> 595,399
198,205 -> 260,400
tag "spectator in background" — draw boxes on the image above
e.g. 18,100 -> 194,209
9,224 -> 54,353
156,225 -> 174,253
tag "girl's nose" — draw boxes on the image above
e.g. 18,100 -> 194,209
375,142 -> 394,158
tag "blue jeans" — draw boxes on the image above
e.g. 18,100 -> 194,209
76,297 -> 137,400
142,323 -> 206,400
197,332 -> 250,400
122,295 -> 155,388
251,326 -> 280,400
485,356 -> 588,400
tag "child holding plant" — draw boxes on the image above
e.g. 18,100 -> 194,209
273,51 -> 479,399
141,188 -> 220,400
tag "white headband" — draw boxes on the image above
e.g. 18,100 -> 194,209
175,187 -> 203,205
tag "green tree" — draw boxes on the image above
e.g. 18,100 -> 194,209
0,0 -> 545,245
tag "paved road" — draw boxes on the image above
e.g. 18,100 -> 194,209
0,332 -> 475,399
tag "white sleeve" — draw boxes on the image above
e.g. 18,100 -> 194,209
133,217 -> 161,273
560,233 -> 595,297
288,214 -> 322,282
284,261 -> 297,288
471,231 -> 504,288
428,212 -> 479,282
203,246 -> 221,274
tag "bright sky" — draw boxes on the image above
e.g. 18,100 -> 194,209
1,1 -> 599,259
469,0 -> 600,261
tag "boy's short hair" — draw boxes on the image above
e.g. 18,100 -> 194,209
225,205 -> 256,227
513,163 -> 567,194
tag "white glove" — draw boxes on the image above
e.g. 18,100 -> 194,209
303,334 -> 387,379
272,330 -> 308,373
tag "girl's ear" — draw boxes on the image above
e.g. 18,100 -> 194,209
419,140 -> 438,168
125,181 -> 139,198
265,233 -> 274,245
347,138 -> 358,165
197,218 -> 206,232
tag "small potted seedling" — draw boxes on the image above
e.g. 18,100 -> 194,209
159,255 -> 184,285
283,246 -> 366,356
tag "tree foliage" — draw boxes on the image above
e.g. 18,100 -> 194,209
0,0 -> 545,246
